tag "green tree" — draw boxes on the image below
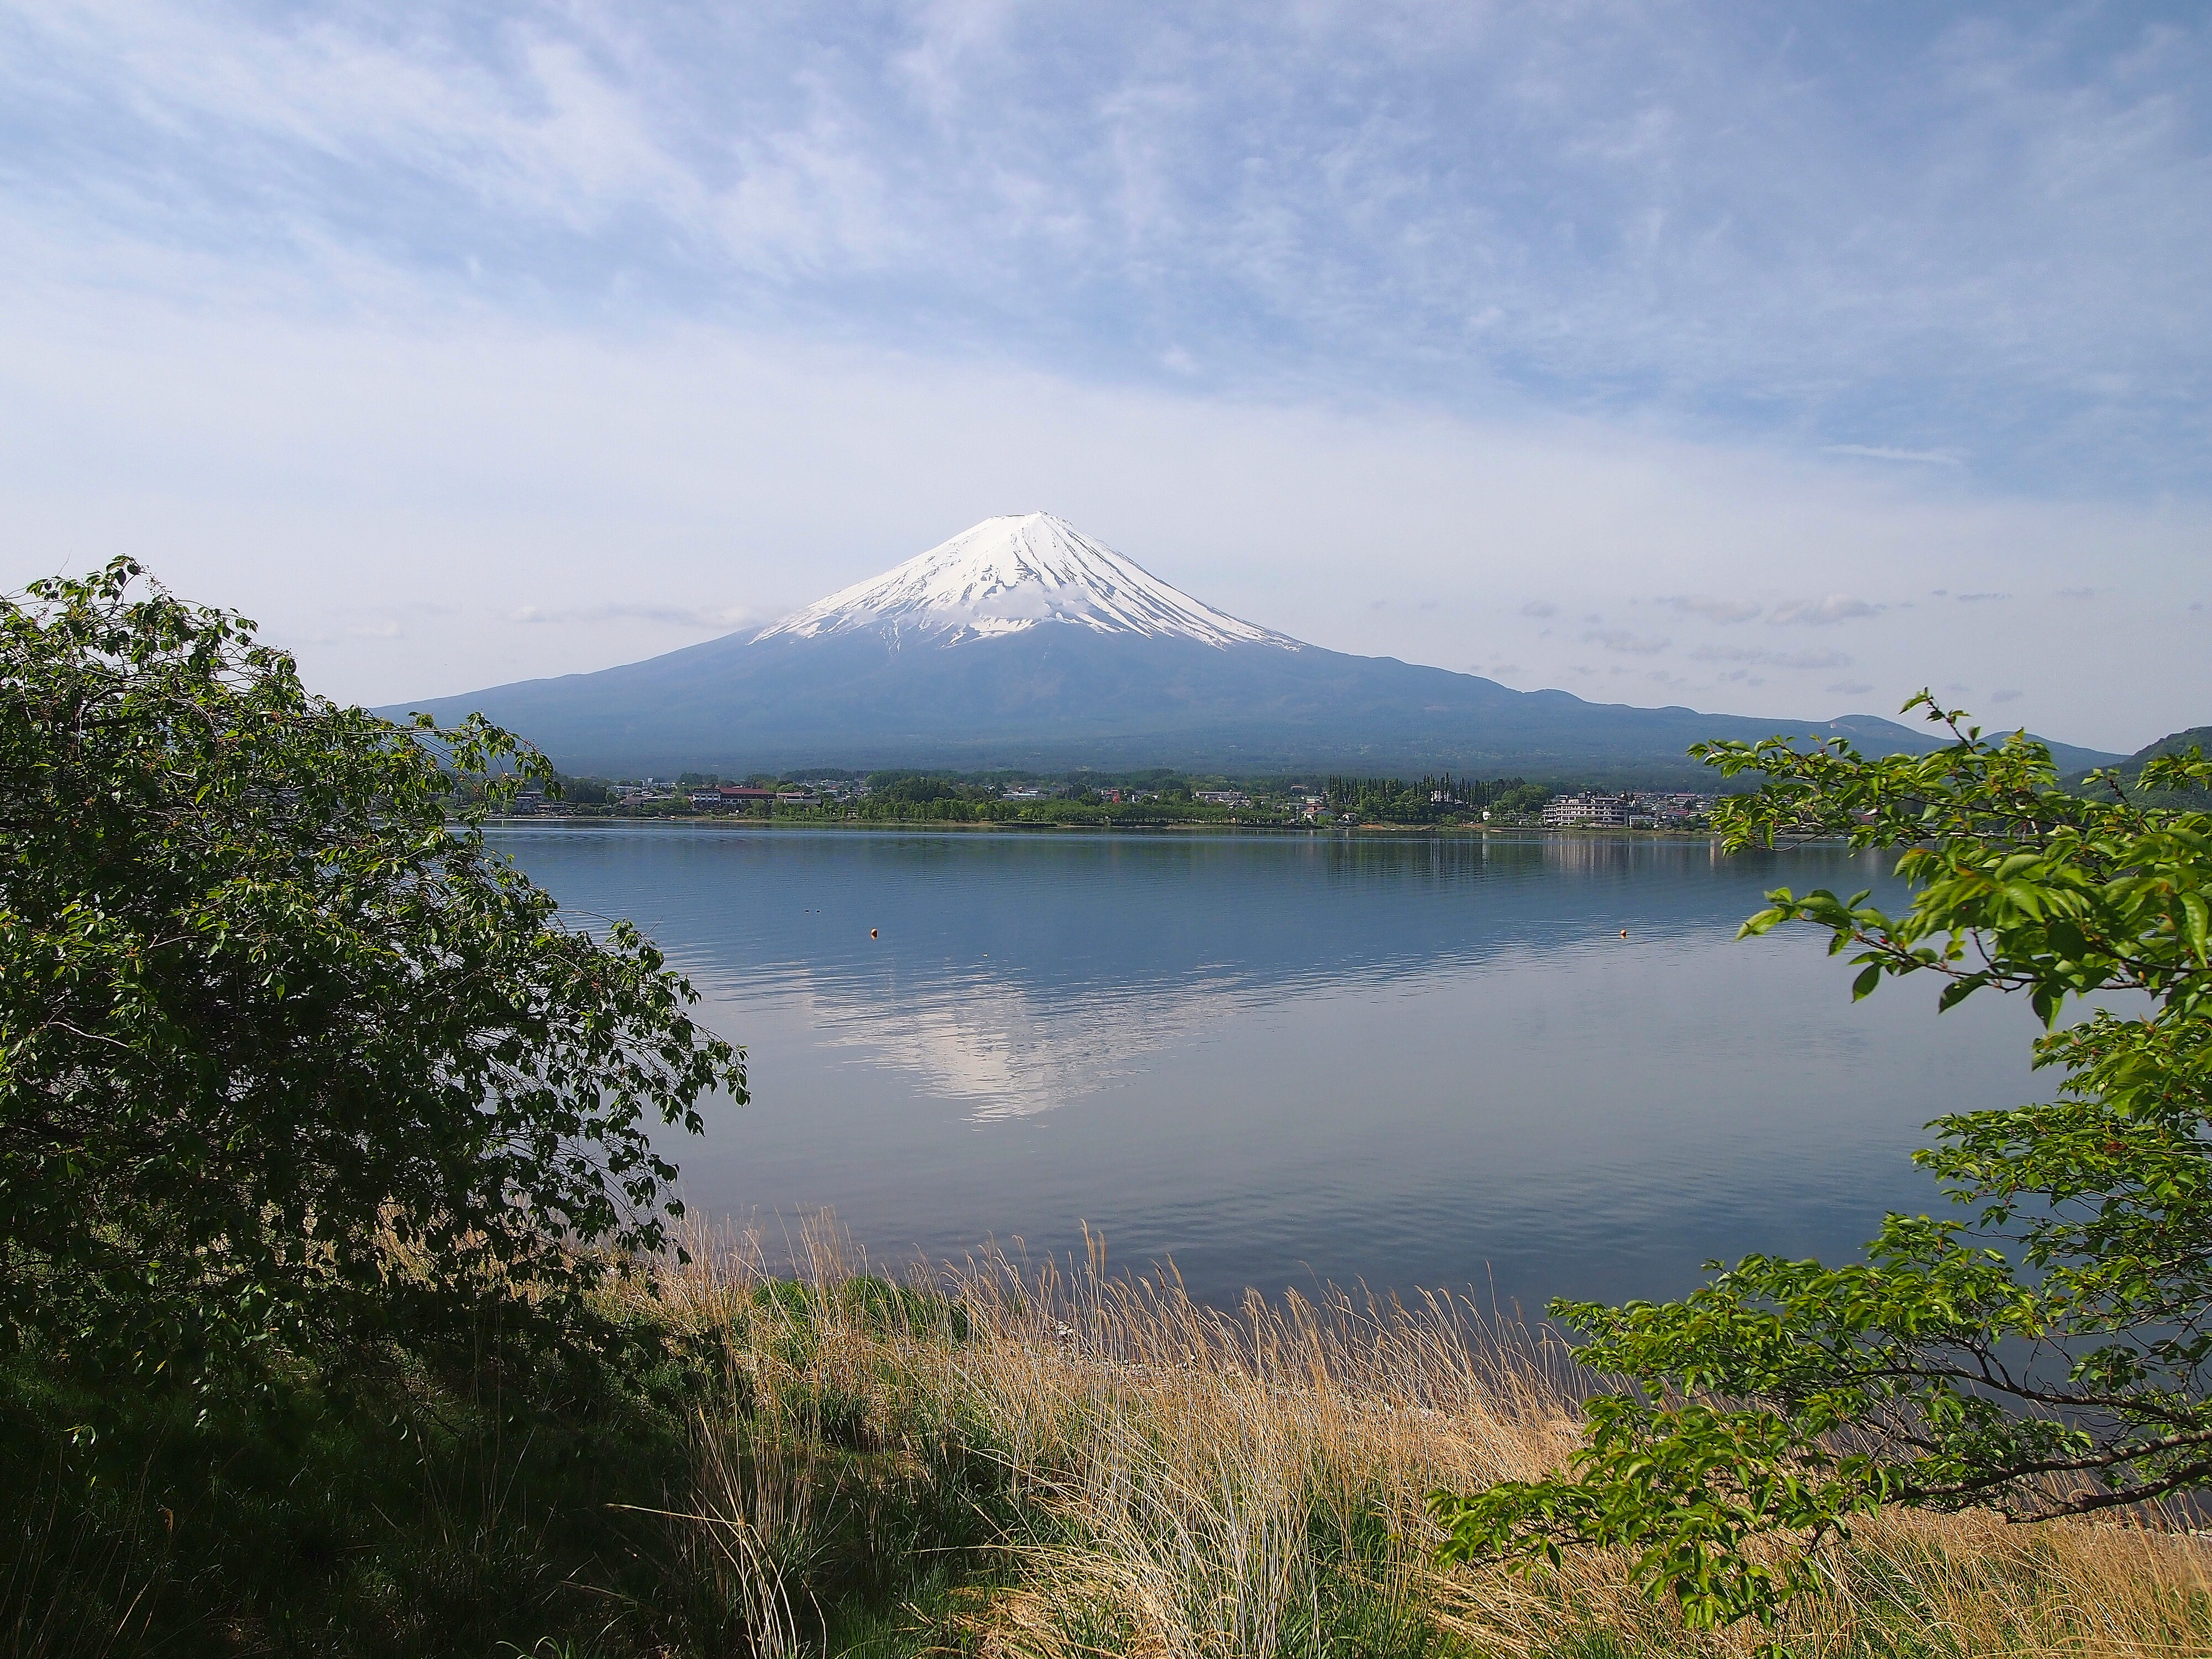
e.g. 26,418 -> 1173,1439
1430,695 -> 2212,1632
0,561 -> 743,1404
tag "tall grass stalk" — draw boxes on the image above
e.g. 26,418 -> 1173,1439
639,1216 -> 2212,1657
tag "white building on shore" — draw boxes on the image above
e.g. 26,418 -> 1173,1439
1540,792 -> 1632,827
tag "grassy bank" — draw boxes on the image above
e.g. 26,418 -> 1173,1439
7,1223 -> 2208,1656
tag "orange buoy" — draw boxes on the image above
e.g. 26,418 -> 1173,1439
870,928 -> 879,939
1621,928 -> 1629,938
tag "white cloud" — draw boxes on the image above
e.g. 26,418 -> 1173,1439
1520,600 -> 1557,618
1770,595 -> 1887,626
1690,646 -> 1853,670
1659,595 -> 1763,623
1826,680 -> 1876,695
293,600 -> 455,644
1990,688 -> 2024,704
1,1 -> 2206,496
513,601 -> 763,631
1582,628 -> 1670,655
1821,445 -> 1964,466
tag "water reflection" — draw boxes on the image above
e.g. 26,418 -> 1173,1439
489,826 -> 2048,1308
739,836 -> 1750,1119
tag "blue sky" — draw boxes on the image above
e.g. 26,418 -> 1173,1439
2,2 -> 2206,748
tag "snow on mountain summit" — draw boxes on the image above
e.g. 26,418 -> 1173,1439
753,513 -> 1295,650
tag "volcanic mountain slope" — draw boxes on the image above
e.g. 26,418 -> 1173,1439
388,513 -> 2122,784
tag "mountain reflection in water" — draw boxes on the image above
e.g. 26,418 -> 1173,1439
490,826 -> 2046,1310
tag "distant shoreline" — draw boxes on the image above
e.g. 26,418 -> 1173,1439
479,813 -> 1725,839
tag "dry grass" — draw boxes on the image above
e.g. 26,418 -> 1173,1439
632,1217 -> 2212,1658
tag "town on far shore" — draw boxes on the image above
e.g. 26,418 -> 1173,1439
470,769 -> 1717,831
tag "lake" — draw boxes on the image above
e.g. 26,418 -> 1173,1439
489,825 -> 2049,1312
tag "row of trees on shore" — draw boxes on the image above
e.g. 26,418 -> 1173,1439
502,769 -> 1598,826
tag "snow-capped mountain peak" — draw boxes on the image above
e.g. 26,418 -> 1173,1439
753,513 -> 1294,650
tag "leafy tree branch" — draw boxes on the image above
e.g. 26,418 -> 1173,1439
1430,692 -> 2212,1632
0,559 -> 745,1409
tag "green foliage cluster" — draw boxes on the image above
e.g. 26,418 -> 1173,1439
1324,773 -> 1550,821
551,773 -> 614,805
0,1283 -> 1018,1655
1432,696 -> 2212,1634
3,1319 -> 696,1653
864,770 -> 979,807
0,560 -> 743,1414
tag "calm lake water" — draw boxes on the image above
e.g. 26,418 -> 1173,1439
489,825 -> 2049,1311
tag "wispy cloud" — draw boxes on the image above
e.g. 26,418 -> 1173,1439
1822,444 -> 1964,466
1582,628 -> 1670,655
1691,645 -> 1853,669
1519,600 -> 1556,618
2,3 -> 2207,492
1990,688 -> 2024,704
1955,592 -> 2010,603
296,601 -> 455,644
1826,679 -> 1876,696
1659,594 -> 1762,623
1770,595 -> 1886,626
512,602 -> 761,631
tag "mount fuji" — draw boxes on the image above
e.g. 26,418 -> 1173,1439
754,513 -> 1293,652
389,513 -> 2120,783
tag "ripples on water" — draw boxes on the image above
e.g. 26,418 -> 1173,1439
491,826 -> 2049,1310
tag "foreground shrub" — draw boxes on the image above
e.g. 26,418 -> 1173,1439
1433,698 -> 2212,1633
0,559 -> 743,1411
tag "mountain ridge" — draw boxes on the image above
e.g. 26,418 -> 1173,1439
386,514 -> 2125,786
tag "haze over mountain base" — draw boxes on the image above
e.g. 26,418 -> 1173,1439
389,515 -> 2122,784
